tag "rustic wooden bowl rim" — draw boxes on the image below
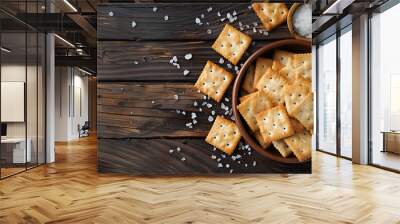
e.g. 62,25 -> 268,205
232,39 -> 311,164
287,3 -> 312,42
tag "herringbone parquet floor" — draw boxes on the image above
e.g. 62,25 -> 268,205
0,135 -> 399,224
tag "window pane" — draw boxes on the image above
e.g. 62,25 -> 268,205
371,3 -> 400,171
317,37 -> 337,154
339,29 -> 352,158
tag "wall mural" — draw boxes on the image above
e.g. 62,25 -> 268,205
97,2 -> 313,175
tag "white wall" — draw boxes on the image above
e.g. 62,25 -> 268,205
54,67 -> 89,141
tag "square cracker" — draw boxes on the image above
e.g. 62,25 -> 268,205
256,105 -> 294,142
283,84 -> 310,116
274,50 -> 294,67
212,24 -> 252,65
292,53 -> 312,79
252,3 -> 288,31
240,91 -> 257,103
272,140 -> 292,158
242,64 -> 256,93
205,116 -> 241,155
255,69 -> 288,105
284,131 -> 312,162
194,61 -> 233,102
237,91 -> 274,132
292,92 -> 314,131
253,58 -> 273,89
255,131 -> 271,149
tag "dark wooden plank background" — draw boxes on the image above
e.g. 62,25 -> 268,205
97,3 -> 311,175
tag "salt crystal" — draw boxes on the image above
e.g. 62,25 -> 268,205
253,22 -> 258,26
248,5 -> 252,9
220,18 -> 226,22
224,111 -> 229,115
219,58 -> 224,64
213,147 -> 217,151
208,116 -> 214,122
202,101 -> 207,106
176,109 -> 181,114
253,161 -> 257,167
183,69 -> 190,76
227,64 -> 232,69
221,154 -> 226,158
224,98 -> 229,102
182,111 -> 186,115
176,64 -> 181,69
185,123 -> 192,127
174,94 -> 179,100
253,27 -> 257,33
133,60 -> 139,65
206,103 -> 212,108
193,101 -> 198,107
217,158 -> 221,162
233,10 -> 237,16
201,14 -> 205,18
131,21 -> 137,28
191,112 -> 197,119
226,13 -> 231,19
217,12 -> 221,17
169,149 -> 174,153
177,147 -> 181,152
238,22 -> 243,27
199,108 -> 203,112
206,22 -> 210,25
152,7 -> 158,12
239,27 -> 244,31
211,110 -> 215,115
211,155 -> 217,159
181,157 -> 186,161
221,103 -> 226,109
218,163 -> 223,168
229,169 -> 233,174
195,17 -> 201,24
207,7 -> 213,12
151,100 -> 155,104
108,11 -> 114,16
263,31 -> 269,36
164,15 -> 169,21
207,29 -> 212,34
184,53 -> 192,60
225,164 -> 230,168
203,95 -> 207,100
193,119 -> 197,124
245,163 -> 248,167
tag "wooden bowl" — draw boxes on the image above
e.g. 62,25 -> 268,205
232,39 -> 311,164
287,3 -> 311,42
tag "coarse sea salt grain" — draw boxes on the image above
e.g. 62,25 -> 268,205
219,58 -> 224,64
176,109 -> 181,114
224,97 -> 229,102
201,14 -> 205,19
225,164 -> 230,168
253,161 -> 257,167
133,61 -> 139,65
211,110 -> 215,115
181,157 -> 186,161
193,119 -> 197,125
131,21 -> 137,28
174,94 -> 179,100
164,15 -> 169,21
151,100 -> 155,104
153,7 -> 158,12
207,7 -> 213,12
177,147 -> 181,152
191,112 -> 197,119
108,11 -> 114,16
184,53 -> 192,60
230,169 -> 233,174
227,64 -> 232,69
218,163 -> 223,168
211,155 -> 217,159
208,116 -> 214,122
207,29 -> 212,34
206,103 -> 212,108
195,17 -> 201,24
182,111 -> 186,115
183,69 -> 190,76
292,3 -> 312,38
193,101 -> 198,107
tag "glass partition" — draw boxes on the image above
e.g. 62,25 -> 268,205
0,1 -> 46,179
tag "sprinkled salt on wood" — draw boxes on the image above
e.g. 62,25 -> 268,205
108,11 -> 114,16
195,17 -> 201,25
169,149 -> 174,154
181,157 -> 186,161
193,101 -> 198,107
151,100 -> 155,104
182,111 -> 186,115
207,7 -> 213,12
133,60 -> 139,65
253,161 -> 257,167
131,21 -> 137,28
152,7 -> 158,12
184,53 -> 192,60
191,112 -> 197,119
183,69 -> 190,76
225,164 -> 230,168
176,147 -> 181,152
218,163 -> 223,168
